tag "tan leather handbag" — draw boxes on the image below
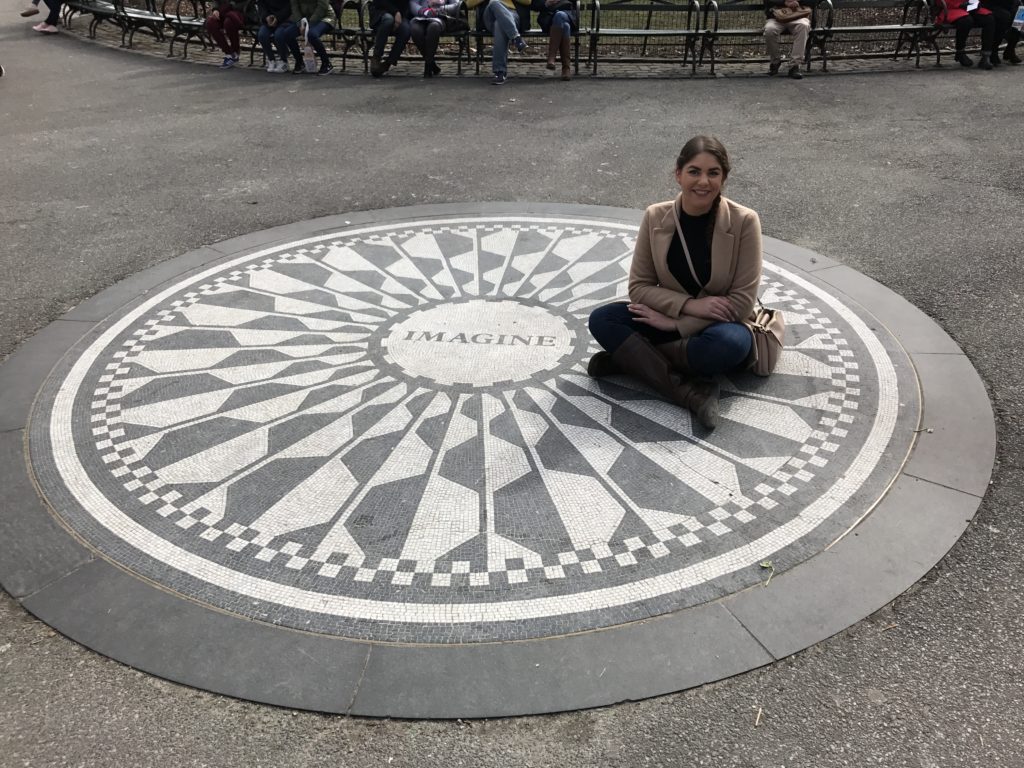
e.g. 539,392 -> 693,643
751,299 -> 785,377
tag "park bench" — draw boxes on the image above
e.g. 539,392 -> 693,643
64,0 -> 120,38
111,0 -> 168,47
807,0 -> 936,70
164,0 -> 208,57
584,0 -> 701,74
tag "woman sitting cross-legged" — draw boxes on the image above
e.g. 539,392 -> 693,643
409,0 -> 463,77
280,0 -> 337,73
587,135 -> 763,431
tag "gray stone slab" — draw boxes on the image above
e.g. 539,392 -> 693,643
762,237 -> 841,272
812,264 -> 964,355
21,558 -> 370,713
723,474 -> 980,660
0,319 -> 96,433
903,352 -> 996,498
61,247 -> 229,322
0,430 -> 94,599
351,602 -> 773,719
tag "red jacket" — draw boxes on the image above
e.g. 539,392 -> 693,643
937,0 -> 991,25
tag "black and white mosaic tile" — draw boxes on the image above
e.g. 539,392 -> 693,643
29,214 -> 919,642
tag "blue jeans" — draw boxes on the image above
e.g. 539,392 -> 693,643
257,23 -> 290,62
484,0 -> 520,74
373,14 -> 412,62
588,301 -> 752,378
281,20 -> 332,63
551,9 -> 572,36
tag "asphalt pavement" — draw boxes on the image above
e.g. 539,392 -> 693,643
2,7 -> 1023,767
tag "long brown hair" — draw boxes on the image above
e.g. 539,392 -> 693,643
675,135 -> 731,179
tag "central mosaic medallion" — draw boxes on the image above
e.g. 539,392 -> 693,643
29,214 -> 917,642
380,298 -> 578,389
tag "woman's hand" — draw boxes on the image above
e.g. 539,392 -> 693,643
683,296 -> 737,323
627,303 -> 676,332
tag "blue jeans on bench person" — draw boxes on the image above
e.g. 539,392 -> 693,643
550,9 -> 572,36
484,0 -> 520,74
281,20 -> 333,64
588,302 -> 752,378
257,23 -> 291,62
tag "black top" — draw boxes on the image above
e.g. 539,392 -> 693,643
666,204 -> 712,299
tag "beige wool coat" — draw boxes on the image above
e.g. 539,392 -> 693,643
628,194 -> 763,341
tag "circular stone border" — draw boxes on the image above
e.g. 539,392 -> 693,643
0,203 -> 995,718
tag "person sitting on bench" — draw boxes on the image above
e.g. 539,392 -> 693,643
763,0 -> 810,79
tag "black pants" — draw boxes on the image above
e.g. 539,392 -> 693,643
410,20 -> 442,64
954,11 -> 995,51
984,4 -> 1020,50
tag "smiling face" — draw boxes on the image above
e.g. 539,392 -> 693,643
675,151 -> 725,216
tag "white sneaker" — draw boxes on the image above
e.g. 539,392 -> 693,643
266,59 -> 276,72
273,60 -> 288,73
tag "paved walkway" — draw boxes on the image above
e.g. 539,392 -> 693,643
2,6 -> 1023,764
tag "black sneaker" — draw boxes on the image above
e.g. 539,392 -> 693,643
293,59 -> 306,74
768,60 -> 781,76
787,64 -> 803,79
492,71 -> 507,85
513,36 -> 527,53
954,50 -> 973,67
318,60 -> 334,75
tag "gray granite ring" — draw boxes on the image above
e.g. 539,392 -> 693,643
0,203 -> 994,718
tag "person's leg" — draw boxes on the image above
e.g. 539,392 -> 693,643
763,18 -> 783,73
546,23 -> 562,68
205,13 -> 231,55
588,303 -> 680,356
987,4 -> 1010,63
272,24 -> 291,63
953,15 -> 974,64
387,18 -> 411,64
411,21 -> 440,74
485,0 -> 518,74
280,22 -> 302,68
974,11 -> 995,68
373,14 -> 394,59
787,17 -> 810,76
609,334 -> 721,429
307,21 -> 332,69
681,322 -> 753,378
41,0 -> 61,27
223,9 -> 244,57
258,23 -> 275,61
1004,26 -> 1021,63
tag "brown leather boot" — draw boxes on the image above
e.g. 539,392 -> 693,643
546,27 -> 561,70
560,34 -> 571,80
612,334 -> 720,429
587,351 -> 619,377
656,338 -> 689,373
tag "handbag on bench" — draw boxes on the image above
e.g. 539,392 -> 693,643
772,5 -> 812,22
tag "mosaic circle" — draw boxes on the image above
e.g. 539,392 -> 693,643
29,214 -> 918,642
